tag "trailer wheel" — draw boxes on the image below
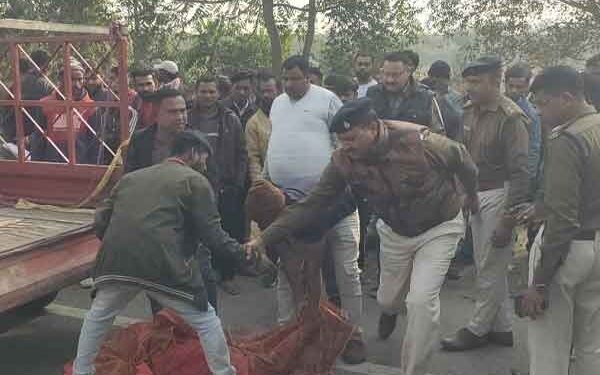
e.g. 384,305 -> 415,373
0,292 -> 59,333
19,292 -> 58,313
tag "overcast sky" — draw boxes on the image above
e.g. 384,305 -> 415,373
288,0 -> 431,26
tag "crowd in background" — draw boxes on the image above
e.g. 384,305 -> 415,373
3,47 -> 600,375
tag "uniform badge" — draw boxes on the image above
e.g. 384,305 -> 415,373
344,121 -> 351,130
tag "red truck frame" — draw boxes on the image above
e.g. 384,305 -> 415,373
0,20 -> 130,314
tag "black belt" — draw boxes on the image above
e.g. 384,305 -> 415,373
574,230 -> 597,241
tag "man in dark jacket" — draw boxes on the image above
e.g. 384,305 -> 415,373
123,89 -> 219,310
425,60 -> 464,141
367,51 -> 443,132
130,68 -> 158,130
1,50 -> 52,146
124,88 -> 185,173
220,70 -> 257,130
189,75 -> 248,295
247,98 -> 479,375
73,130 -> 251,375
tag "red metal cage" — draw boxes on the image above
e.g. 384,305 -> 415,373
0,20 -> 130,206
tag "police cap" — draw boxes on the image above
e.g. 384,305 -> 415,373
171,129 -> 213,157
462,56 -> 503,77
330,97 -> 378,133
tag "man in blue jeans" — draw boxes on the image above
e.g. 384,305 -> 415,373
73,128 -> 258,375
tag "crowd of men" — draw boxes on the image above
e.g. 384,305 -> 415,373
3,48 -> 600,375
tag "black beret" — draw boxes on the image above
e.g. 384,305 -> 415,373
173,129 -> 213,156
231,69 -> 255,84
428,60 -> 451,79
330,97 -> 377,133
462,56 -> 503,77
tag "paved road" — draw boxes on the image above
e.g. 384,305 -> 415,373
0,262 -> 529,375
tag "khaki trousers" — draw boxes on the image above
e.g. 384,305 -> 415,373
376,213 -> 464,375
528,230 -> 600,375
277,213 -> 362,325
467,188 -> 514,336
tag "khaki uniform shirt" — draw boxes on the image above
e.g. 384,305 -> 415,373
536,109 -> 600,285
463,94 -> 530,209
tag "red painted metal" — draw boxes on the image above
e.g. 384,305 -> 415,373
0,22 -> 130,202
71,43 -> 119,101
118,34 -> 130,142
9,43 -> 25,163
0,161 -> 121,206
0,23 -> 129,313
63,41 -> 76,164
0,34 -> 112,44
0,99 -> 122,108
0,231 -> 100,313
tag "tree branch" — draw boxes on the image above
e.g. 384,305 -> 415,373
302,0 -> 317,57
273,1 -> 340,12
262,0 -> 282,74
555,0 -> 600,17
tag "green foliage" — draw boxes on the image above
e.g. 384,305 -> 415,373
116,1 -> 211,63
179,18 -> 292,81
0,0 -> 119,78
321,0 -> 422,75
0,0 -> 427,80
428,0 -> 600,66
1,0 -> 116,25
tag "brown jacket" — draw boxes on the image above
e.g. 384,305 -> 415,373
261,120 -> 478,245
463,94 -> 530,209
245,108 -> 271,182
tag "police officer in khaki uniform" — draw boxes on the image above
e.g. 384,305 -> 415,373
442,56 -> 531,351
247,98 -> 479,375
519,66 -> 600,375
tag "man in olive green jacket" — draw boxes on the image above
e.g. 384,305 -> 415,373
520,66 -> 600,375
248,98 -> 479,375
73,130 -> 254,375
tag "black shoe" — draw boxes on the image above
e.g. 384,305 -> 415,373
341,336 -> 367,365
377,313 -> 398,340
488,331 -> 514,347
441,328 -> 488,352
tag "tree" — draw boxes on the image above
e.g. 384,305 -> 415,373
0,0 -> 119,76
428,0 -> 600,66
179,18 -> 292,78
322,0 -> 422,75
1,0 -> 116,25
116,1 -> 211,63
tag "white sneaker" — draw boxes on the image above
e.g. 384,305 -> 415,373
79,277 -> 95,289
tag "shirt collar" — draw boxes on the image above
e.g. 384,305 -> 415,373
552,106 -> 598,133
478,94 -> 502,113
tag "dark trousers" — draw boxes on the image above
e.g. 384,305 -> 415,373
357,199 -> 370,270
322,246 -> 340,306
212,186 -> 247,282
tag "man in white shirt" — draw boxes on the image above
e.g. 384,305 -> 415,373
266,55 -> 365,364
354,52 -> 378,98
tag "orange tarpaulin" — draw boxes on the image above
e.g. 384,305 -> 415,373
65,303 -> 353,375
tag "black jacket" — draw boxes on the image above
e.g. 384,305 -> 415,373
188,103 -> 248,193
366,80 -> 435,126
124,123 -> 157,173
220,97 -> 257,131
